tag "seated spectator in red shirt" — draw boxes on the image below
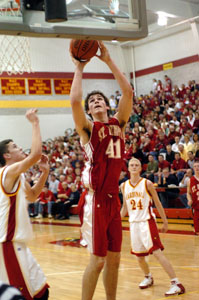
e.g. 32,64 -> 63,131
57,174 -> 65,193
158,154 -> 170,171
167,124 -> 180,145
125,143 -> 144,162
179,118 -> 192,135
171,152 -> 188,183
55,181 -> 71,220
35,183 -> 56,219
154,130 -> 168,153
65,167 -> 76,181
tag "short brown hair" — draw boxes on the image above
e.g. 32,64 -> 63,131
0,139 -> 12,167
84,90 -> 110,119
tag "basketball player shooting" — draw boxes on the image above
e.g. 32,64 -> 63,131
0,109 -> 49,300
69,41 -> 133,300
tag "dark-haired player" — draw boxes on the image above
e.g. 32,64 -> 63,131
70,41 -> 133,300
0,109 -> 49,300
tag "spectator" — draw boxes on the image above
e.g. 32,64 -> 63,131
164,75 -> 172,94
158,168 -> 179,208
35,183 -> 56,219
157,154 -> 170,172
179,169 -> 193,208
172,136 -> 181,152
55,181 -> 71,220
178,144 -> 187,162
48,173 -> 59,198
142,154 -> 158,182
61,184 -> 80,219
165,144 -> 175,164
187,151 -> 197,170
183,134 -> 194,156
171,152 -> 187,183
152,78 -> 157,93
109,94 -> 117,115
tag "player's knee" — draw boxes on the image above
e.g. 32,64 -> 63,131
106,252 -> 121,269
137,256 -> 146,263
34,288 -> 49,300
93,257 -> 105,273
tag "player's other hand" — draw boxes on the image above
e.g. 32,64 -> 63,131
38,154 -> 50,172
96,41 -> 111,63
161,221 -> 168,233
26,108 -> 39,124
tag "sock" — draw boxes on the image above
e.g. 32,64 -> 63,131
171,277 -> 179,284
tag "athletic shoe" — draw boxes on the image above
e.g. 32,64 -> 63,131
48,214 -> 53,219
165,282 -> 185,296
139,276 -> 154,289
35,214 -> 42,219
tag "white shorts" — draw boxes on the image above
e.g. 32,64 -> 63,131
130,218 -> 164,256
0,241 -> 48,300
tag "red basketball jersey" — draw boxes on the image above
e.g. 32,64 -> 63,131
82,117 -> 125,195
190,176 -> 199,209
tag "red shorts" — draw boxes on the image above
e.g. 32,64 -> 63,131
81,191 -> 122,257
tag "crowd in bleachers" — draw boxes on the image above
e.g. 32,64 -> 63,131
27,75 -> 199,217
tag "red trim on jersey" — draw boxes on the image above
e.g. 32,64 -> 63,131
2,242 -> 33,300
0,167 -> 21,196
6,195 -> 17,241
34,284 -> 49,298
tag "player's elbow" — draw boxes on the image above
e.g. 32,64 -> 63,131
124,87 -> 133,100
29,150 -> 42,164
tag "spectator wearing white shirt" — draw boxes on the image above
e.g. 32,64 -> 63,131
48,173 -> 59,198
172,136 -> 181,153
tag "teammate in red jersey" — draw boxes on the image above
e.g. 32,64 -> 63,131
187,161 -> 199,235
70,41 -> 133,300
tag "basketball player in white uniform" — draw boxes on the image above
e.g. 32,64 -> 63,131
120,158 -> 185,297
0,109 -> 49,300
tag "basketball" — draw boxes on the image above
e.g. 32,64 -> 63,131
70,39 -> 99,61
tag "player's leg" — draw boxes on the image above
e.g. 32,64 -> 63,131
153,249 -> 185,296
82,254 -> 105,300
103,197 -> 122,299
193,209 -> 199,234
103,251 -> 120,300
137,256 -> 150,275
137,256 -> 153,289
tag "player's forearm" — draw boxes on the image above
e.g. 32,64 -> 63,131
70,67 -> 83,104
30,121 -> 42,162
106,59 -> 132,97
31,170 -> 49,200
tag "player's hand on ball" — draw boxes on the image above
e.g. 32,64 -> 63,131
97,41 -> 111,63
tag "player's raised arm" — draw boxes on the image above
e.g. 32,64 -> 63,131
69,47 -> 92,137
3,109 -> 42,193
97,42 -> 133,127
